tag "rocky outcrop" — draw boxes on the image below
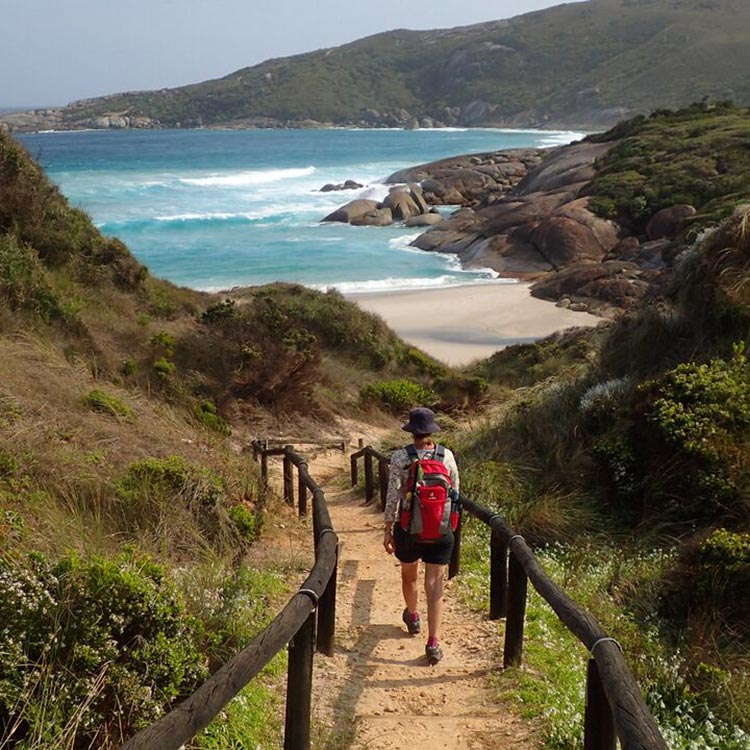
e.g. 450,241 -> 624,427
351,208 -> 394,227
404,140 -> 668,314
646,204 -> 697,240
320,180 -> 363,192
382,188 -> 422,221
322,184 -> 436,227
322,200 -> 380,223
387,149 -> 546,206
405,213 -> 445,227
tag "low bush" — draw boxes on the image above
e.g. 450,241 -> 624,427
84,388 -> 134,420
228,504 -> 256,541
0,551 -> 206,749
359,378 -> 438,414
194,400 -> 231,436
0,234 -> 61,321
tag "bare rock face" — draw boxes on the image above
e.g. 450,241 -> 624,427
387,149 -> 546,206
531,216 -> 607,267
322,199 -> 380,223
514,141 -> 611,195
531,262 -> 648,311
404,213 -> 445,227
350,207 -> 394,226
382,189 -> 421,221
319,180 -> 363,192
646,204 -> 697,240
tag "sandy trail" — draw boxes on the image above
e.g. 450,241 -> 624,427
306,447 -> 539,750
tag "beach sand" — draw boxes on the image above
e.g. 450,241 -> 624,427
347,281 -> 601,366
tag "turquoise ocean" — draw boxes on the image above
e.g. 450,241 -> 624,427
18,128 -> 582,292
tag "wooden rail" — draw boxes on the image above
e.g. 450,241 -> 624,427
352,445 -> 668,750
118,445 -> 339,750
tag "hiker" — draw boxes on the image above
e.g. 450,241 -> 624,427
383,407 -> 460,665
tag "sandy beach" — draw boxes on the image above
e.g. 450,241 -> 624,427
347,281 -> 601,366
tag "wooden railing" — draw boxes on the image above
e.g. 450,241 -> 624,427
351,445 -> 668,750
118,444 -> 339,750
350,441 -> 390,508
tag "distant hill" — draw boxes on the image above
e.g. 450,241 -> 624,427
4,0 -> 750,133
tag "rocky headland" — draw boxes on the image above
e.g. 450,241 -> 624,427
323,138 -> 695,315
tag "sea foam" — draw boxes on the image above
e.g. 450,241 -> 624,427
180,166 -> 316,187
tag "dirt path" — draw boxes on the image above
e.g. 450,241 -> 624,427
307,447 -> 539,750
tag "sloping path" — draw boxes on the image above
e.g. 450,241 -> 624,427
308,449 -> 539,750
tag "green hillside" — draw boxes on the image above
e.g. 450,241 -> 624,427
34,0 -> 750,130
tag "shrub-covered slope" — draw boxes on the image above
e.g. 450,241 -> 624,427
455,201 -> 750,741
6,0 -> 750,132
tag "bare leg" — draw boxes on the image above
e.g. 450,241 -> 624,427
424,563 -> 447,640
401,561 -> 419,613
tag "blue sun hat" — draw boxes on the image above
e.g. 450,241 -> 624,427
401,407 -> 441,434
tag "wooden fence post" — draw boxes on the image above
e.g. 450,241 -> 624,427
584,658 -> 616,750
317,540 -> 338,656
378,458 -> 389,511
358,438 -> 364,449
503,549 -> 528,668
448,511 -> 462,580
283,445 -> 294,506
364,449 -> 374,504
298,468 -> 308,517
350,453 -> 359,487
261,450 -> 268,488
284,612 -> 315,750
490,533 -> 508,620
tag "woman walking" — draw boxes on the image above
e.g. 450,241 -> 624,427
383,407 -> 459,665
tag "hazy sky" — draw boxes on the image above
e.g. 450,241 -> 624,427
2,0 -> 571,108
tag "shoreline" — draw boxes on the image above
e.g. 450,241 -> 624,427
345,281 -> 601,367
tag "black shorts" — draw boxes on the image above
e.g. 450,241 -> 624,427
393,525 -> 454,566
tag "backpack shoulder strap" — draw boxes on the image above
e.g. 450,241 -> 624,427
405,445 -> 419,461
434,444 -> 445,463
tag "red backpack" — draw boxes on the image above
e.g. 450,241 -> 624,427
399,444 -> 458,541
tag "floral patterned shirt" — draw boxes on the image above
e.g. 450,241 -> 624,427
383,444 -> 459,524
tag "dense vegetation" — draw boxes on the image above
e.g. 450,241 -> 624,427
586,102 -> 750,232
452,193 -> 750,746
11,0 -> 750,131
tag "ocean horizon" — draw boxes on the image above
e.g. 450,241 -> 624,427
18,127 -> 584,293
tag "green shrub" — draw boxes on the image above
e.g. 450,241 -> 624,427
153,356 -> 176,379
399,347 -> 447,378
0,234 -> 61,320
359,378 -> 438,413
150,331 -> 176,357
0,551 -> 206,748
434,373 -> 488,410
117,456 -> 223,509
200,298 -> 236,325
120,356 -> 137,376
194,400 -> 231,435
84,388 -> 134,420
228,504 -> 256,540
646,344 -> 750,461
697,529 -> 750,620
